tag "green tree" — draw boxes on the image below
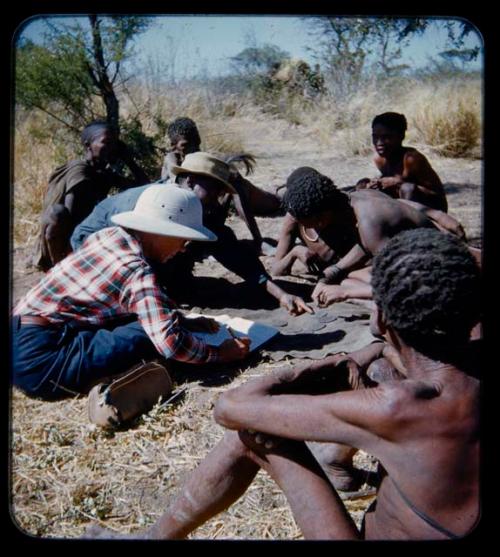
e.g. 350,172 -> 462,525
305,17 -> 429,97
15,15 -> 165,175
304,17 -> 482,98
16,15 -> 151,132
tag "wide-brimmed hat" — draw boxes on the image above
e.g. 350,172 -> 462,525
111,185 -> 217,241
169,152 -> 236,193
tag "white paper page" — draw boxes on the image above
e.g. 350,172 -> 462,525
186,313 -> 278,352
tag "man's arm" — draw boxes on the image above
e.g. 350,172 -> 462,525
402,150 -> 443,194
63,181 -> 103,226
121,265 -> 250,364
206,224 -> 313,315
313,278 -> 373,307
321,244 -> 370,284
264,279 -> 314,315
372,150 -> 443,198
398,199 -> 466,239
70,198 -> 113,250
214,366 -> 403,452
271,213 -> 302,276
161,151 -> 179,182
230,176 -> 264,247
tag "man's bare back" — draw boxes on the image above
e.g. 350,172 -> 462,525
361,369 -> 479,539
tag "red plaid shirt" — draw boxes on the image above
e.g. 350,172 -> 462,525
14,227 -> 218,364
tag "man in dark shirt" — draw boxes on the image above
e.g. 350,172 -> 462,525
34,120 -> 149,271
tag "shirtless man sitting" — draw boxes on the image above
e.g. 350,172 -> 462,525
356,111 -> 448,212
271,167 -> 460,307
87,228 -> 480,540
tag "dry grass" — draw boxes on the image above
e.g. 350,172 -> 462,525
412,82 -> 481,158
316,76 -> 482,159
10,363 -> 375,540
12,112 -> 78,248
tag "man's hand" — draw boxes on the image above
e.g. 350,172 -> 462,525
376,177 -> 402,192
183,315 -> 220,333
239,429 -> 283,453
293,246 -> 323,274
218,337 -> 251,363
312,283 -> 347,307
259,240 -> 277,257
268,353 -> 362,394
355,178 -> 371,190
280,293 -> 314,315
367,178 -> 383,190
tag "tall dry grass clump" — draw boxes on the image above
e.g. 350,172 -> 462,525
309,75 -> 482,159
120,82 -> 255,155
12,111 -> 81,248
411,79 -> 481,158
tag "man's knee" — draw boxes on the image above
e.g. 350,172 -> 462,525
399,182 -> 417,200
220,430 -> 258,461
43,205 -> 73,241
366,357 -> 403,384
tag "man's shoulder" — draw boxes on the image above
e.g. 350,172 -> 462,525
95,184 -> 155,214
369,379 -> 433,420
48,159 -> 87,183
403,147 -> 428,164
107,184 -> 151,206
351,189 -> 393,210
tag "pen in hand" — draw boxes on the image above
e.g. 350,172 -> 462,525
227,326 -> 251,349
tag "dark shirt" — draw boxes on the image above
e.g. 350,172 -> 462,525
71,183 -> 270,288
34,159 -> 137,271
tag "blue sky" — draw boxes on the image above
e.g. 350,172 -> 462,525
17,15 -> 483,79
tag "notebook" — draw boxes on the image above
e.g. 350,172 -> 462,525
186,313 -> 279,352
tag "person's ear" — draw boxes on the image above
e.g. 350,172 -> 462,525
377,308 -> 388,335
370,304 -> 388,339
83,141 -> 92,159
377,309 -> 405,351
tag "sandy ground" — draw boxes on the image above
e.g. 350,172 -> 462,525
9,118 -> 482,539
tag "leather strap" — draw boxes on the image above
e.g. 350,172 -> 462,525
19,315 -> 55,327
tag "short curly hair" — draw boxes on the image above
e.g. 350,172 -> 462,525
282,167 -> 349,219
372,228 -> 480,357
372,112 -> 407,135
167,117 -> 201,146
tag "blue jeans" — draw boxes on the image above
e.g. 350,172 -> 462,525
11,316 -> 159,400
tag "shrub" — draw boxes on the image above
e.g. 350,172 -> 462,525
412,96 -> 481,158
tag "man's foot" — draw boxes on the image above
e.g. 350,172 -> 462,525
338,486 -> 377,501
260,241 -> 277,257
323,462 -> 363,492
